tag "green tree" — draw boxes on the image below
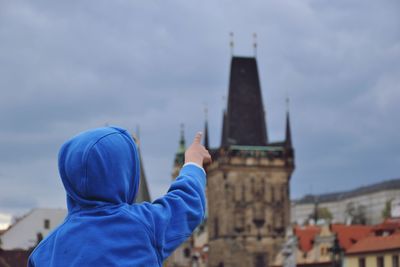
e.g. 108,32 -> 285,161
382,199 -> 393,219
345,202 -> 367,225
318,207 -> 333,221
308,207 -> 333,223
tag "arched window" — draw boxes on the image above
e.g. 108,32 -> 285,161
271,186 -> 275,202
214,217 -> 219,238
183,247 -> 191,258
254,253 -> 267,267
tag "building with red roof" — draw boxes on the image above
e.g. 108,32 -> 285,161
294,225 -> 321,253
345,233 -> 400,267
347,233 -> 400,255
274,224 -> 374,267
331,224 -> 372,251
371,218 -> 400,236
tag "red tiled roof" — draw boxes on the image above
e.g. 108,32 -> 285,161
346,233 -> 400,254
372,218 -> 400,232
331,224 -> 372,251
272,261 -> 332,267
294,226 -> 321,253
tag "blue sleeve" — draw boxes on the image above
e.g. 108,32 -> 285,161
27,256 -> 35,267
134,164 -> 206,261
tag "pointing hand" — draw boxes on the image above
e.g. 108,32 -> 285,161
184,132 -> 212,166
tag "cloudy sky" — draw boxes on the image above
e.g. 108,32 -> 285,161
0,0 -> 399,224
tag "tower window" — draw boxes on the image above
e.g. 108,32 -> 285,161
44,219 -> 50,229
214,217 -> 219,238
281,185 -> 286,201
271,187 -> 275,202
254,253 -> 267,267
183,247 -> 191,258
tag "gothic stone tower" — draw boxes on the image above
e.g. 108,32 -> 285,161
206,56 -> 295,267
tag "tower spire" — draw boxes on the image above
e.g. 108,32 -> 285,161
204,105 -> 210,149
230,32 -> 234,56
178,123 -> 186,154
285,97 -> 292,148
174,123 -> 186,166
132,125 -> 151,203
253,33 -> 257,57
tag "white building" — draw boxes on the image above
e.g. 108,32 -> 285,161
291,178 -> 400,225
0,208 -> 67,250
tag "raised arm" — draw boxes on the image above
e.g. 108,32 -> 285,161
133,132 -> 211,261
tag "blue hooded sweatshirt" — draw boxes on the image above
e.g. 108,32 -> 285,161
28,126 -> 206,267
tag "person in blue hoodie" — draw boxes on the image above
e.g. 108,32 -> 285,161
28,126 -> 211,267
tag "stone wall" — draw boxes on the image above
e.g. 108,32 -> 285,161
207,150 -> 293,267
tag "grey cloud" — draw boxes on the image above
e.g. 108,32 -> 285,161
0,0 -> 399,214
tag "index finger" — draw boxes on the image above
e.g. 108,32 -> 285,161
193,132 -> 202,144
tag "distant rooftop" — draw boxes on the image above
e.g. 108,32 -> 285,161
294,178 -> 400,204
294,225 -> 320,253
346,233 -> 400,255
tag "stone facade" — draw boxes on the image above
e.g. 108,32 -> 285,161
207,146 -> 294,267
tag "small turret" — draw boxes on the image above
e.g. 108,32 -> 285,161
284,97 -> 294,161
285,111 -> 292,148
221,110 -> 228,147
204,107 -> 210,149
174,124 -> 186,166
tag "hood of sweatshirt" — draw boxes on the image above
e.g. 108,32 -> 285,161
58,126 -> 140,213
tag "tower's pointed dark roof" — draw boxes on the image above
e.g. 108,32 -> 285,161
285,111 -> 292,148
221,56 -> 268,146
174,124 -> 186,165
